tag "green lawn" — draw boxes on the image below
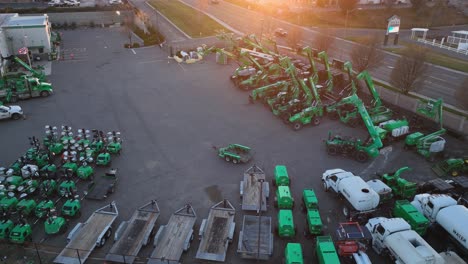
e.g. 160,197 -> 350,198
148,0 -> 229,38
344,35 -> 468,73
384,46 -> 468,73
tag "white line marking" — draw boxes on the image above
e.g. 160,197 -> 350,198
428,75 -> 447,82
178,63 -> 186,71
131,49 -> 136,55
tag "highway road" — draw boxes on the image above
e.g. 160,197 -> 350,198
176,0 -> 467,109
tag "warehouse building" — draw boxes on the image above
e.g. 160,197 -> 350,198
0,13 -> 53,59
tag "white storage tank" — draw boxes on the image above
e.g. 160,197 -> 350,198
339,177 -> 380,211
436,205 -> 468,251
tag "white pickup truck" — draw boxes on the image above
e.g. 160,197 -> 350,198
0,105 -> 23,120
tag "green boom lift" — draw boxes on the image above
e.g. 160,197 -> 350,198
325,94 -> 384,162
356,70 -> 393,124
404,98 -> 446,160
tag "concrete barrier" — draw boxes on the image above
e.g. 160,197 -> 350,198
360,81 -> 468,136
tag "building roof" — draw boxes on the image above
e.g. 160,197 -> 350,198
2,14 -> 47,28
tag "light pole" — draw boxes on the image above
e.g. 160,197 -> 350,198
260,19 -> 264,42
116,11 -> 132,45
344,7 -> 362,40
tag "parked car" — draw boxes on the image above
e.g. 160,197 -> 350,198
48,0 -> 63,7
274,28 -> 288,37
109,0 -> 122,4
64,0 -> 80,6
0,105 -> 23,120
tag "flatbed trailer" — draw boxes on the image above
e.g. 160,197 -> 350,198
237,215 -> 273,260
240,165 -> 269,212
196,200 -> 236,262
54,202 -> 118,264
85,169 -> 117,200
147,204 -> 197,264
105,200 -> 160,263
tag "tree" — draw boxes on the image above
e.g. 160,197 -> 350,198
350,34 -> 384,72
390,45 -> 428,94
455,78 -> 468,110
315,31 -> 335,53
338,0 -> 358,12
411,0 -> 426,11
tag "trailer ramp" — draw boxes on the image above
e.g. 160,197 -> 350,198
106,200 -> 160,263
147,204 -> 197,264
196,200 -> 236,262
241,165 -> 269,212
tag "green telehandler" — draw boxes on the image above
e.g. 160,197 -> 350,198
404,98 -> 446,160
380,167 -> 417,199
325,94 -> 384,162
356,70 -> 393,124
249,80 -> 290,105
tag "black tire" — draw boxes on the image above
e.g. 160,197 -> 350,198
355,151 -> 369,163
292,122 -> 303,131
11,113 -> 21,120
232,158 -> 238,164
322,180 -> 329,192
343,205 -> 351,219
105,227 -> 112,238
97,236 -> 106,248
451,170 -> 459,177
40,91 -> 50,97
225,156 -> 231,162
327,145 -> 338,156
312,117 -> 320,126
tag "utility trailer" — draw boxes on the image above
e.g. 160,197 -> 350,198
237,215 -> 273,260
148,204 -> 197,264
54,202 -> 118,264
85,169 -> 117,200
240,165 -> 269,212
105,200 -> 160,263
196,200 -> 236,262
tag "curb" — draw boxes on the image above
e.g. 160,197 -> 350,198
145,1 -> 192,39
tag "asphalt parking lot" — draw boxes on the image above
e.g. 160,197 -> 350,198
1,27 -> 466,263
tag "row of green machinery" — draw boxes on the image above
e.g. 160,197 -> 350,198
0,125 -> 123,243
225,36 -> 452,164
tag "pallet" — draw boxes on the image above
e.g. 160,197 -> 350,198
196,200 -> 236,262
240,165 -> 269,212
148,204 -> 197,264
106,200 -> 160,263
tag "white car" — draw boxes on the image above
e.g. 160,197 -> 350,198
109,0 -> 122,5
48,0 -> 63,6
64,0 -> 80,6
0,105 -> 23,120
